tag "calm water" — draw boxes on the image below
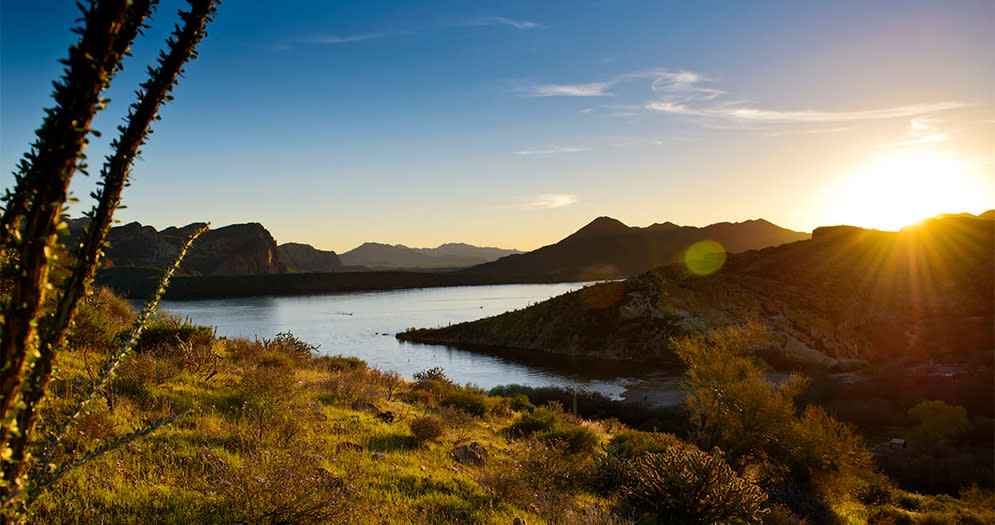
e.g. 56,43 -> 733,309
157,283 -> 682,402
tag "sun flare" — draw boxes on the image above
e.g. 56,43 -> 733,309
830,153 -> 990,231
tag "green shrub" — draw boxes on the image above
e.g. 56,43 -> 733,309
68,287 -> 135,352
409,415 -> 444,442
440,384 -> 491,418
413,366 -> 449,384
507,393 -> 534,412
264,331 -> 319,364
314,354 -> 368,372
609,429 -> 681,457
135,313 -> 215,353
545,424 -> 599,455
621,446 -> 767,523
507,405 -> 561,436
410,367 -> 453,405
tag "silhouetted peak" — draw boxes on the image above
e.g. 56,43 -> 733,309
646,221 -> 681,231
565,216 -> 631,241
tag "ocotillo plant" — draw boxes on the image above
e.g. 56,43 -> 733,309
0,0 -> 219,517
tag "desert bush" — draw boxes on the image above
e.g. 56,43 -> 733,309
135,313 -> 215,353
546,424 -> 599,455
409,415 -> 444,442
477,437 -> 590,521
437,406 -> 475,444
908,400 -> 974,447
609,428 -> 681,457
206,442 -> 356,523
440,384 -> 491,418
507,392 -> 535,412
409,366 -> 453,405
263,331 -> 319,364
320,367 -> 380,406
67,287 -> 135,352
621,446 -> 767,523
377,370 -> 404,401
413,366 -> 450,384
314,354 -> 367,372
507,405 -> 562,436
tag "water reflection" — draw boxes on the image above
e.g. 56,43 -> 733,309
157,283 -> 684,402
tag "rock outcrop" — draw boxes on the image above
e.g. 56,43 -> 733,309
67,219 -> 287,275
278,242 -> 344,272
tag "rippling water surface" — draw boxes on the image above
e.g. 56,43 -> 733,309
158,283 -> 682,401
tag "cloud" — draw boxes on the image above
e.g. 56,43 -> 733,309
524,82 -> 613,97
289,15 -> 536,48
460,16 -> 538,30
522,68 -> 965,129
513,146 -> 586,155
525,194 -> 578,208
520,69 -> 712,98
647,100 -> 965,123
875,118 -> 952,148
301,32 -> 397,45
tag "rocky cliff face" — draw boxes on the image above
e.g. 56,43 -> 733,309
278,242 -> 344,272
401,214 -> 995,369
67,220 -> 287,275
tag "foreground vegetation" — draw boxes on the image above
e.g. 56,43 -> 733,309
15,288 -> 992,523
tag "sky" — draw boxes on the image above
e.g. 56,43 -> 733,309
2,0 -> 993,253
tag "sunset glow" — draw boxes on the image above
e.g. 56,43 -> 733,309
830,153 -> 989,231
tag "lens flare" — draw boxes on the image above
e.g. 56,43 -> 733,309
683,240 -> 726,276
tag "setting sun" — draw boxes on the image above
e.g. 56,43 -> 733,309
830,153 -> 989,231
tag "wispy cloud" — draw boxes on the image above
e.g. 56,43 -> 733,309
459,16 -> 538,30
287,15 -> 536,48
875,118 -> 951,148
522,68 -> 965,128
525,194 -> 578,208
493,194 -> 578,210
301,32 -> 398,45
647,101 -> 965,123
525,82 -> 613,97
513,146 -> 586,155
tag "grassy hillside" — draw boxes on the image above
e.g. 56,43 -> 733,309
18,288 -> 994,523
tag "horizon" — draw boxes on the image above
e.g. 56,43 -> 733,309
3,1 -> 993,253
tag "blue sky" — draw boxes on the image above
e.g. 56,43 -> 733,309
2,0 -> 993,252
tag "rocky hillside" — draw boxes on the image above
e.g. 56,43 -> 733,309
340,242 -> 521,269
401,213 -> 994,369
278,242 -> 344,272
461,216 -> 809,281
67,220 -> 287,275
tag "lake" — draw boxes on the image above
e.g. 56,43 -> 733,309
157,283 -> 684,404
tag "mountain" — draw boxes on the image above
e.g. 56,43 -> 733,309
462,216 -> 810,281
68,220 -> 287,275
401,212 -> 995,369
339,242 -> 521,269
278,242 -> 344,272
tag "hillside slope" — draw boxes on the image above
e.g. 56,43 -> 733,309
340,242 -> 520,269
462,216 -> 809,281
402,214 -> 994,368
278,242 -> 345,272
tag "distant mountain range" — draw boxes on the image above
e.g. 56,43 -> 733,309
338,242 -> 522,270
461,216 -> 810,281
400,212 -> 995,369
77,215 -> 810,282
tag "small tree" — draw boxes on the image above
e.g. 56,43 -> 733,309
0,0 -> 218,516
908,400 -> 973,447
